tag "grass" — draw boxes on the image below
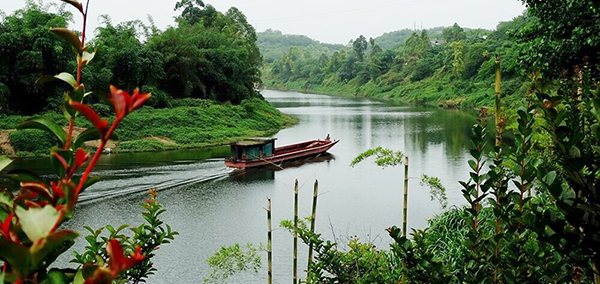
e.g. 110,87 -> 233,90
0,98 -> 297,156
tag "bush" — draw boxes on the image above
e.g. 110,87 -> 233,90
117,139 -> 168,152
9,129 -> 59,154
169,98 -> 213,108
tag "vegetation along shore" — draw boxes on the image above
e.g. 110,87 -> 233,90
0,1 -> 296,157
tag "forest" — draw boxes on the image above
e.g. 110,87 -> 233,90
261,15 -> 533,108
0,0 -> 295,156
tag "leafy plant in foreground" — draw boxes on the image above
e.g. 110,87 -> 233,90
71,190 -> 178,284
0,0 -> 161,283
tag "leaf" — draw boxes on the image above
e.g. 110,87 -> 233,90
0,238 -> 31,277
47,269 -> 69,284
72,128 -> 100,149
69,101 -> 108,135
0,155 -> 12,172
55,73 -> 77,88
6,169 -> 44,183
0,190 -> 13,207
68,86 -> 86,103
61,92 -> 77,120
18,117 -> 67,145
81,50 -> 96,65
60,0 -> 84,14
50,28 -> 83,54
73,269 -> 84,284
30,230 -> 78,266
15,205 -> 63,243
542,171 -> 557,186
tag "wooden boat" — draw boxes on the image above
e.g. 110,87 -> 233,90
224,137 -> 339,169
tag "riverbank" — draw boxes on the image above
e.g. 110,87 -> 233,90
262,68 -> 528,110
0,98 -> 298,157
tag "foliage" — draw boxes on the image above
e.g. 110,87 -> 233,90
281,218 -> 402,284
350,147 -> 403,168
147,4 -> 262,103
204,243 -> 261,284
0,1 -> 166,283
0,1 -> 73,114
419,174 -> 448,209
518,0 -> 600,78
72,190 -> 178,284
280,2 -> 599,282
263,19 -> 529,109
9,129 -> 59,155
257,29 -> 345,63
442,23 -> 467,43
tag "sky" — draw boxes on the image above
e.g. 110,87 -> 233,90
0,0 -> 526,44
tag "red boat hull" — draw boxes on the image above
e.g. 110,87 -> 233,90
225,139 -> 339,169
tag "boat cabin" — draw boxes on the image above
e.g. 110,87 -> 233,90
229,138 -> 276,161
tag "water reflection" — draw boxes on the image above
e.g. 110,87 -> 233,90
6,90 -> 477,282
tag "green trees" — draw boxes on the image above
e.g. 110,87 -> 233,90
442,23 -> 466,43
0,0 -> 263,115
0,2 -> 73,114
148,4 -> 261,103
84,18 -> 165,96
519,0 -> 600,78
263,19 -> 528,107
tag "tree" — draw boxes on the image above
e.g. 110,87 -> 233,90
84,17 -> 165,94
174,0 -> 205,25
148,4 -> 262,103
442,23 -> 466,43
0,2 -> 72,114
352,35 -> 368,61
519,0 -> 600,78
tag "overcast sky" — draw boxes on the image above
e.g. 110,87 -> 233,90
1,0 -> 526,44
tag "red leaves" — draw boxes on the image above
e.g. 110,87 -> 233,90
110,85 -> 151,120
0,213 -> 17,242
69,86 -> 150,142
84,239 -> 146,283
70,101 -> 108,136
106,239 -> 145,276
75,148 -> 90,169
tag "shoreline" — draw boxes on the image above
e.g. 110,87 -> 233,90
0,98 -> 299,158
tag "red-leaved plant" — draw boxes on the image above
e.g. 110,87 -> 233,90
0,1 -> 153,283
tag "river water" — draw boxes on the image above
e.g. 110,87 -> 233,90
8,90 -> 478,282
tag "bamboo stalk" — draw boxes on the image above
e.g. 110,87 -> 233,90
293,179 -> 299,284
403,156 -> 409,237
402,157 -> 409,284
495,54 -> 502,147
267,198 -> 272,284
307,180 -> 319,272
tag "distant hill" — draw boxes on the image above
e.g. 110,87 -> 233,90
257,29 -> 345,62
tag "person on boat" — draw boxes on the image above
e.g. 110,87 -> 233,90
326,134 -> 330,140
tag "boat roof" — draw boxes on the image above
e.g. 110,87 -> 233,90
231,137 -> 277,147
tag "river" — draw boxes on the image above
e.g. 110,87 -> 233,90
10,90 -> 478,282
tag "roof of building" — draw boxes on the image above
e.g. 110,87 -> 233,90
231,137 -> 277,147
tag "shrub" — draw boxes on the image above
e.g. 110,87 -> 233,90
9,129 -> 59,154
118,139 -> 168,152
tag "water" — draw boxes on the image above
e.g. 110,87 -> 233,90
6,90 -> 477,282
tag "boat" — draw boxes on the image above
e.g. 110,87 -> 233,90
224,136 -> 339,169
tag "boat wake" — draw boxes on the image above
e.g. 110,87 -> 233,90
78,160 -> 233,204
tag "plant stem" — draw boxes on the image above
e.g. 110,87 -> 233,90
267,198 -> 272,284
307,179 -> 318,272
75,118 -> 120,195
403,156 -> 409,237
293,179 -> 298,284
